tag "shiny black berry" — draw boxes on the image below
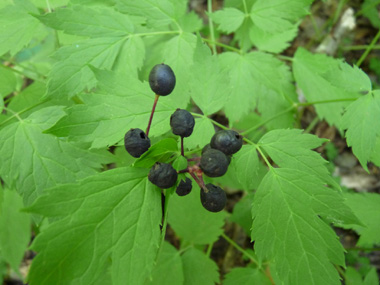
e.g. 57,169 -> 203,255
202,143 -> 231,164
201,184 -> 226,212
200,149 -> 229,177
210,130 -> 243,155
176,177 -> 192,196
124,128 -> 151,158
170,109 -> 195,137
149,63 -> 176,96
148,162 -> 178,189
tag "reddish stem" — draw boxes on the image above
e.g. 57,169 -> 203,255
146,94 -> 160,136
181,137 -> 184,157
187,157 -> 201,162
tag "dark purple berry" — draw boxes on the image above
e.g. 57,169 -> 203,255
170,109 -> 195,137
176,177 -> 192,196
210,130 -> 243,155
200,149 -> 229,177
149,63 -> 176,96
148,162 -> 178,189
124,128 -> 150,158
201,184 -> 226,212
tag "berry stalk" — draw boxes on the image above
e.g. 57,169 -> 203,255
146,94 -> 160,136
181,137 -> 184,156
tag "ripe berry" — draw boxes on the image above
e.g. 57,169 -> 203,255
176,177 -> 192,196
170,109 -> 195,137
201,184 -> 226,212
124,128 -> 151,158
148,162 -> 178,189
210,130 -> 243,155
200,149 -> 229,177
149,63 -> 176,96
202,143 -> 212,155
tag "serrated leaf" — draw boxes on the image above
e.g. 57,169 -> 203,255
36,5 -> 135,37
47,69 -> 179,148
0,106 -> 114,206
168,185 -> 226,245
0,189 -> 31,273
230,192 -> 255,235
363,267 -> 379,285
0,65 -> 18,98
181,248 -> 219,285
212,8 -> 245,34
234,145 -> 259,190
47,37 -> 125,98
190,38 -> 231,115
146,242 -> 184,284
259,129 -> 340,190
341,92 -> 380,171
0,0 -> 44,56
342,192 -> 380,247
293,48 -> 371,128
185,117 -> 214,150
223,267 -> 271,285
27,167 -> 161,285
134,138 -> 178,168
252,168 -> 359,284
116,0 -> 187,28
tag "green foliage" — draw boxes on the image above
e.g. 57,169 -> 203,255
1,0 -> 379,283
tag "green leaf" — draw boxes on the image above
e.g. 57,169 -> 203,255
361,0 -> 380,28
0,0 -> 44,56
293,48 -> 371,128
172,155 -> 188,171
0,189 -> 31,273
212,8 -> 245,33
185,117 -> 214,150
27,167 -> 161,285
146,242 -> 184,285
248,0 -> 312,52
252,168 -> 359,284
134,138 -> 178,168
0,65 -> 18,98
181,248 -> 219,285
259,129 -> 340,190
223,267 -> 271,285
342,192 -> 380,247
116,0 -> 187,28
229,192 -> 255,235
0,106 -> 114,206
36,5 -> 135,37
233,145 -> 259,190
168,184 -> 226,245
363,267 -> 379,285
345,267 -> 364,285
341,92 -> 380,171
47,69 -> 179,148
190,38 -> 231,115
47,37 -> 125,98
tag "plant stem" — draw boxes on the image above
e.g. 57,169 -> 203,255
207,0 -> 217,54
303,117 -> 319,134
221,233 -> 260,267
146,94 -> 159,136
155,189 -> 172,262
201,38 -> 241,54
206,242 -> 214,257
181,137 -> 184,156
298,97 -> 357,106
342,44 -> 380,51
187,157 -> 201,162
356,29 -> 380,67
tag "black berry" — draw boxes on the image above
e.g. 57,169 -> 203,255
210,130 -> 243,155
200,149 -> 229,177
176,177 -> 192,196
148,162 -> 178,189
170,109 -> 195,137
149,63 -> 176,96
124,128 -> 151,158
200,184 -> 226,212
203,143 -> 231,164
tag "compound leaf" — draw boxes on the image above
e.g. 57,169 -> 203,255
47,69 -> 180,148
234,145 -> 259,190
134,138 -> 178,168
185,117 -> 214,150
342,192 -> 380,247
252,168 -> 359,284
181,248 -> 219,285
293,48 -> 371,129
168,185 -> 226,245
27,167 -> 161,285
0,189 -> 31,273
341,91 -> 380,171
0,106 -> 114,206
212,7 -> 245,34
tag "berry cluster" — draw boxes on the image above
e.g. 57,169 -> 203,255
124,64 -> 243,213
